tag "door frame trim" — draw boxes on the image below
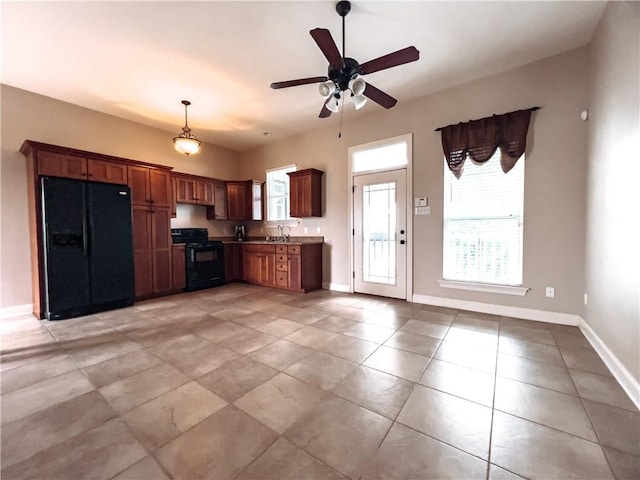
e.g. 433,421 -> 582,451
347,133 -> 413,300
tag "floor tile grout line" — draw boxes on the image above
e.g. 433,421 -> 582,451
4,287 -> 632,479
562,336 -> 619,478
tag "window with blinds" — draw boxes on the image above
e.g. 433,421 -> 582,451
266,165 -> 296,221
443,151 -> 524,285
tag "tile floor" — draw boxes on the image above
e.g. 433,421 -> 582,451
1,284 -> 638,479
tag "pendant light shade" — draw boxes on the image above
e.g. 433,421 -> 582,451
173,100 -> 201,155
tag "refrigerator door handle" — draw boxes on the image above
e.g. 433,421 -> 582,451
82,214 -> 89,256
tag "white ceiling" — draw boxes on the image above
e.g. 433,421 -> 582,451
2,1 -> 606,152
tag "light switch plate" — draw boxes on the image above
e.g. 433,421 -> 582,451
415,197 -> 427,207
415,206 -> 430,215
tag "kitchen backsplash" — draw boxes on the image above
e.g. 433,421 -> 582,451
171,204 -> 325,238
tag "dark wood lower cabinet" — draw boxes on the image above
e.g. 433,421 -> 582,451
224,243 -> 243,282
243,246 -> 276,286
242,243 -> 322,292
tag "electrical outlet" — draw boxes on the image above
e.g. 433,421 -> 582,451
545,287 -> 555,298
304,227 -> 308,234
316,227 -> 321,233
584,293 -> 588,305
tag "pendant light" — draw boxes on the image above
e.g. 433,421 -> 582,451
173,100 -> 201,155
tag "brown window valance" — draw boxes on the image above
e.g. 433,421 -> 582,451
438,108 -> 538,178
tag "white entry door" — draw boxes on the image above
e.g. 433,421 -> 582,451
353,169 -> 407,299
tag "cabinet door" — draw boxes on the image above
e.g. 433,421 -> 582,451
88,159 -> 127,184
243,251 -> 256,282
288,254 -> 302,290
198,181 -> 215,206
38,151 -> 87,180
213,182 -> 227,219
175,176 -> 198,204
259,253 -> 276,286
131,205 -> 153,297
151,208 -> 173,293
227,183 -> 248,220
224,244 -> 243,282
172,245 -> 186,290
289,176 -> 301,218
128,166 -> 151,206
149,169 -> 172,208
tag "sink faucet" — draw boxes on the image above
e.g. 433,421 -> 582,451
277,224 -> 283,240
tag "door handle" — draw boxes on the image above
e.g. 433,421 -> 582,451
400,240 -> 405,245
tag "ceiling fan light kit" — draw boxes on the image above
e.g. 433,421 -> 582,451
173,100 -> 201,155
270,0 -> 420,119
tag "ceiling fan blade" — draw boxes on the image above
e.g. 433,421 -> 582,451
310,28 -> 344,68
271,76 -> 328,89
359,46 -> 420,75
363,82 -> 398,109
319,101 -> 332,118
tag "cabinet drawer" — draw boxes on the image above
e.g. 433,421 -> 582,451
276,254 -> 287,263
275,262 -> 288,272
244,244 -> 275,254
275,272 -> 288,286
276,245 -> 287,254
288,245 -> 301,254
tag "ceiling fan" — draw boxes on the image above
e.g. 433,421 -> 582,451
270,1 -> 420,118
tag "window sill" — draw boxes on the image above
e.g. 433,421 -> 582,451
438,279 -> 530,296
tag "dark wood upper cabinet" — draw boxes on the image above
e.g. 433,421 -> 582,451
173,174 -> 216,207
175,176 -> 198,204
288,168 -> 323,217
37,151 -> 88,180
87,159 -> 127,184
226,180 -> 263,220
149,169 -> 172,207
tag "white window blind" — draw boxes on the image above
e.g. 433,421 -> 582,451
443,151 -> 524,285
266,165 -> 296,221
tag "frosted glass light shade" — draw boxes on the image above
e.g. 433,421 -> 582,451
319,81 -> 336,99
349,77 -> 366,96
352,94 -> 367,110
173,135 -> 201,155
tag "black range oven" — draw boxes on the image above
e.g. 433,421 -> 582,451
171,228 -> 225,292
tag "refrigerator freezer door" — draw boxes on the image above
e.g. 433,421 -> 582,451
41,177 -> 91,319
87,182 -> 135,306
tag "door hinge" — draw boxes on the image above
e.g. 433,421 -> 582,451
352,185 -> 355,193
352,228 -> 355,236
352,271 -> 355,279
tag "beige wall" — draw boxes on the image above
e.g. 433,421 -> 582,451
585,2 -> 640,383
240,47 -> 590,315
0,85 -> 242,308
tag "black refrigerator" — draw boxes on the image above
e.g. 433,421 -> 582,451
41,177 -> 135,320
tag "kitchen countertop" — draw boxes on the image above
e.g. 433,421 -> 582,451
210,236 -> 324,245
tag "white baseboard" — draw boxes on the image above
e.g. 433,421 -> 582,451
0,304 -> 34,319
579,318 -> 640,411
323,282 -> 351,293
411,294 -> 580,326
411,293 -> 639,411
